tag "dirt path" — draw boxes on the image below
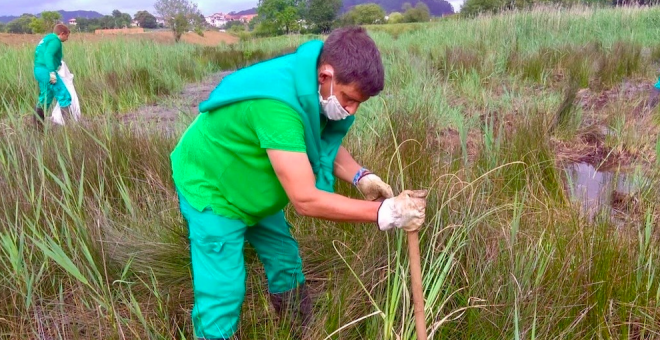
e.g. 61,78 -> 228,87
118,71 -> 232,132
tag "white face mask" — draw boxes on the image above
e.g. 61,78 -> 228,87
319,78 -> 350,121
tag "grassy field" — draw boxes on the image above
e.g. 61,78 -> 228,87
2,5 -> 660,339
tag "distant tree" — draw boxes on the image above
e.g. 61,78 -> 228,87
305,0 -> 342,33
341,3 -> 386,25
248,16 -> 259,30
29,18 -> 47,34
224,20 -> 244,30
403,2 -> 430,22
30,11 -> 62,34
6,14 -> 35,34
154,0 -> 205,42
460,0 -> 504,16
0,22 -> 5,33
43,11 -> 63,27
74,17 -> 90,31
134,10 -> 158,28
173,13 -> 190,38
99,16 -> 113,29
111,10 -> 132,28
257,0 -> 303,35
387,11 -> 404,23
229,23 -> 246,33
199,14 -> 209,28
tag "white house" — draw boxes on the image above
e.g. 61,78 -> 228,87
68,18 -> 77,26
205,13 -> 227,28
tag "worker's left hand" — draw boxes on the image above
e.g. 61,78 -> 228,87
357,173 -> 394,201
377,189 -> 428,232
49,72 -> 57,84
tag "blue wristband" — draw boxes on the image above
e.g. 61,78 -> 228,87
352,167 -> 371,186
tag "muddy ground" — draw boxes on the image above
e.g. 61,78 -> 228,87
116,71 -> 232,133
557,80 -> 660,170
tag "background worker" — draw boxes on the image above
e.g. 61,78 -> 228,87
33,23 -> 72,128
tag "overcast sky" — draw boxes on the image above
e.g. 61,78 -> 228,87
0,0 -> 259,17
0,0 -> 465,18
448,0 -> 464,11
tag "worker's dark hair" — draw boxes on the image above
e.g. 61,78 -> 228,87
53,24 -> 70,35
318,26 -> 384,98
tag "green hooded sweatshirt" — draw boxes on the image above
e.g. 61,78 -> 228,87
198,39 -> 355,192
34,33 -> 63,72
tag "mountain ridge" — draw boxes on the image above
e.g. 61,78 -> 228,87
0,10 -> 104,24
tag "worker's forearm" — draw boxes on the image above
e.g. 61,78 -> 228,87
293,190 -> 380,223
333,146 -> 363,184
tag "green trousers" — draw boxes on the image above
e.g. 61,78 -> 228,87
34,66 -> 71,109
178,190 -> 305,339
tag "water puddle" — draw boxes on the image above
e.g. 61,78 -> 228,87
563,162 -> 643,222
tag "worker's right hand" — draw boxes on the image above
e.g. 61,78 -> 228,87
377,190 -> 428,232
49,72 -> 57,84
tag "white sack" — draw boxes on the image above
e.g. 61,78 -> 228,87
52,61 -> 81,125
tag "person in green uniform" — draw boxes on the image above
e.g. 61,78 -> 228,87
170,26 -> 428,340
33,24 -> 72,128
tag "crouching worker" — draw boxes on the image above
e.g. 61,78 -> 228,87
33,24 -> 72,128
170,26 -> 428,340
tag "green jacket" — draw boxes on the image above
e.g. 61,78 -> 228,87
198,40 -> 354,192
34,33 -> 63,72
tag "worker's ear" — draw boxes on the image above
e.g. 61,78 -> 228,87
317,65 -> 334,85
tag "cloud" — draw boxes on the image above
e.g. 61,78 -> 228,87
447,0 -> 465,12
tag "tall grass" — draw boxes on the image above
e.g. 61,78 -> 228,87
2,5 -> 660,340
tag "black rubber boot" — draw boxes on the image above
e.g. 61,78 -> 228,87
269,284 -> 313,338
33,105 -> 45,129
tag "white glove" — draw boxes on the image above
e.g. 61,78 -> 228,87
357,173 -> 394,201
49,72 -> 57,84
377,190 -> 428,232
